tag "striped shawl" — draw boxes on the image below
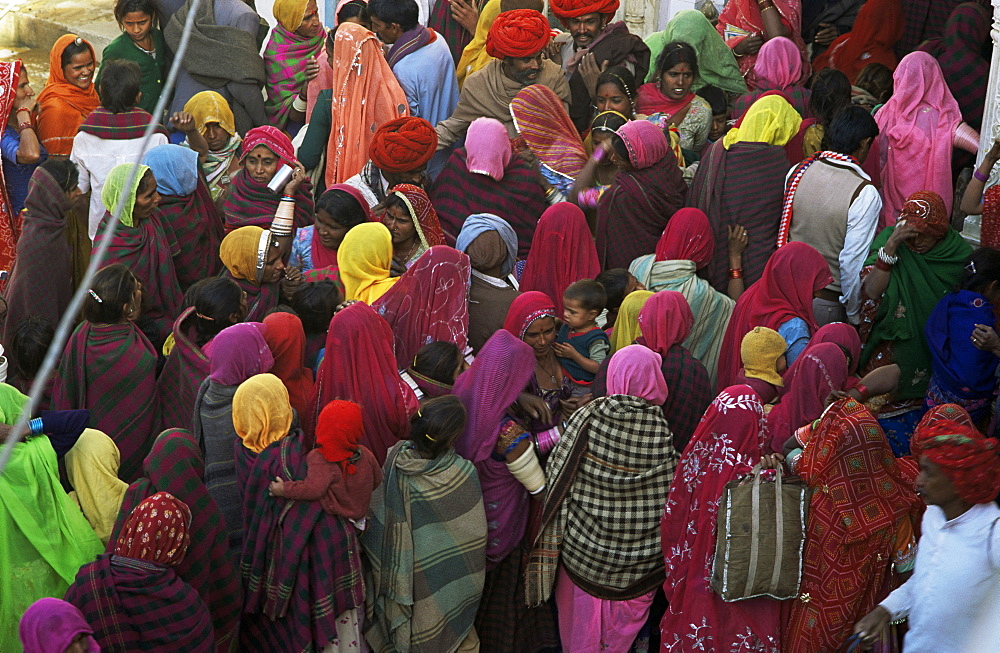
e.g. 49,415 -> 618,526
156,178 -> 225,290
157,308 -> 211,433
223,169 -> 313,232
192,379 -> 243,555
264,23 -> 326,130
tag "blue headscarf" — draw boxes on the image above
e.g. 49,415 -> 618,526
455,213 -> 518,278
142,144 -> 199,196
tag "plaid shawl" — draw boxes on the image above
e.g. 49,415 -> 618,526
428,0 -> 475,63
240,430 -> 364,651
77,107 -> 168,140
107,429 -> 241,651
157,178 -> 224,290
917,3 -> 990,129
688,139 -> 788,290
526,394 -> 677,605
264,23 -> 326,130
362,442 -> 487,652
653,341 -> 713,454
52,322 -> 159,482
157,308 -> 211,433
223,168 -> 314,232
429,149 -> 548,259
64,554 -> 214,651
192,379 -> 244,554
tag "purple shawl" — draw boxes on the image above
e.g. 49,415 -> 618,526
206,322 -> 273,385
386,25 -> 435,68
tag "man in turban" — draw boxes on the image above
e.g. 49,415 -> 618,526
549,0 -> 649,131
854,407 -> 1000,651
344,116 -> 438,207
436,9 -> 570,151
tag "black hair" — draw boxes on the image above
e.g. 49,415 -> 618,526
563,279 -> 607,312
337,0 -> 370,24
411,341 -> 463,384
410,395 -> 467,458
114,0 -> 158,25
368,0 -> 419,31
962,248 -> 1000,295
608,133 -> 629,164
854,63 -> 893,106
83,263 -> 139,324
595,268 -> 631,311
10,316 -> 54,383
595,66 -> 637,101
654,40 -> 698,80
590,110 -> 628,136
39,158 -> 79,193
383,192 -> 410,217
808,67 -> 851,126
697,85 -> 728,116
292,281 -> 342,334
59,38 -> 91,68
316,188 -> 370,229
822,106 -> 879,155
192,277 -> 244,345
98,59 -> 142,113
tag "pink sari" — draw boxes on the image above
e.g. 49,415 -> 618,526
717,0 -> 808,89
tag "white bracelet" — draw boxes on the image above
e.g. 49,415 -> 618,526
877,247 -> 898,266
292,94 -> 307,112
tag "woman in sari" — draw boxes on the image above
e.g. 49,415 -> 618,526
813,0 -> 903,85
659,385 -> 780,651
264,0 -> 325,131
456,213 -> 521,353
363,395 -> 488,652
191,322 -> 273,553
716,0 -> 808,89
52,263 -> 159,482
222,126 -> 313,232
510,84 -> 589,200
382,183 -> 446,269
859,191 -> 971,453
182,91 -> 242,204
36,35 -> 99,156
262,312 -> 315,419
93,162 -> 183,346
337,221 -> 399,303
629,208 -> 743,386
717,241 -> 833,390
635,41 -> 712,155
219,225 -> 289,321
64,492 -> 215,651
239,374 -> 365,652
453,329 -> 560,652
732,36 -> 811,118
65,429 -> 129,544
18,598 -> 99,653
430,116 -> 549,256
526,345 -> 677,650
519,202 -> 600,315
644,9 -> 746,95
596,120 -> 687,270
308,301 -> 417,463
373,246 -> 471,370
608,289 -> 654,353
142,144 -> 224,290
107,429 -> 242,651
767,342 -> 850,451
0,384 -> 104,646
784,397 -> 920,653
689,94 -> 802,290
874,52 -> 979,227
289,183 -> 374,281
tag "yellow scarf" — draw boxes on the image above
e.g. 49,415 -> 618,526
722,94 -> 801,149
65,429 -> 129,544
610,290 -> 654,353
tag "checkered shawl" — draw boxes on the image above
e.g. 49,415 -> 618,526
525,394 -> 677,605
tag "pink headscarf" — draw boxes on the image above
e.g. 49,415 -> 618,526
466,117 -> 512,181
875,52 -> 963,227
19,598 -> 99,653
654,207 -> 714,267
637,291 -> 694,356
606,344 -> 668,404
616,119 -> 670,169
519,203 -> 600,315
241,125 -> 297,168
751,36 -> 803,90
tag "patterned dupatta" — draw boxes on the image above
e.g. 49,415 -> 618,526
510,84 -> 588,186
0,61 -> 22,277
77,107 -> 168,140
263,23 -> 326,129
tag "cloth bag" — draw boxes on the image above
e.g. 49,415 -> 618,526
711,463 -> 810,601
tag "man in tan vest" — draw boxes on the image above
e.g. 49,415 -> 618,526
777,106 -> 881,325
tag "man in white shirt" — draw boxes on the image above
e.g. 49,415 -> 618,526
854,412 -> 1000,652
777,106 -> 881,326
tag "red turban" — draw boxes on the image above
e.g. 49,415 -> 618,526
368,116 -> 438,173
550,0 -> 620,19
486,9 -> 551,59
912,411 -> 1000,505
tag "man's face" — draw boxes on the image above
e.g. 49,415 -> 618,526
564,13 -> 608,49
502,53 -> 543,86
370,14 -> 402,44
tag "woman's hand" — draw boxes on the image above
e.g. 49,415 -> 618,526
516,392 -> 553,425
813,23 -> 837,46
281,265 -> 303,298
853,606 -> 891,650
727,224 -> 748,261
882,219 -> 920,257
14,89 -> 37,114
759,453 -> 784,470
334,300 -> 359,314
303,56 -> 320,84
972,324 -> 1000,356
733,34 -> 763,56
169,111 -> 198,135
450,0 -> 479,35
283,162 -> 308,195
389,257 -> 407,277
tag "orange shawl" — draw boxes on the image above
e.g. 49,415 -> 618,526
36,34 -> 101,156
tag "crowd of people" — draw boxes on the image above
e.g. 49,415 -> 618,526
1,0 -> 1000,649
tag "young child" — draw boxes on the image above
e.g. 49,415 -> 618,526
734,326 -> 787,405
595,268 -> 645,329
696,85 -> 729,153
552,280 -> 610,397
269,399 -> 382,523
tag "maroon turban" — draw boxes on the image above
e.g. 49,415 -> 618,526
550,0 -> 620,19
912,411 -> 1000,505
368,116 -> 438,173
486,9 -> 551,59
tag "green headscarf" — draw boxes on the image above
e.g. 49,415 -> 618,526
101,162 -> 152,227
645,10 -> 747,95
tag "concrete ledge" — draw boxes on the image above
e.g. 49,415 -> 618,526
0,0 -> 118,55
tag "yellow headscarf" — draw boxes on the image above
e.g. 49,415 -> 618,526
610,290 -> 654,353
183,90 -> 236,139
65,429 -> 129,544
337,222 -> 399,304
233,373 -> 294,453
220,226 -> 271,285
456,0 -> 502,88
273,0 -> 309,31
722,94 -> 802,150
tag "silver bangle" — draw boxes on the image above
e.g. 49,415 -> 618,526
877,247 -> 898,266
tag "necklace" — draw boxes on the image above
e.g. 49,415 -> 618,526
537,355 -> 561,385
398,238 -> 418,264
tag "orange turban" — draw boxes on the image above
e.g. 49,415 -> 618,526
486,9 -> 551,59
368,116 -> 438,173
550,0 -> 620,19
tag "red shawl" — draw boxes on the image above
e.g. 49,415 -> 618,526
307,302 -> 417,464
814,0 -> 903,84
634,83 -> 695,119
653,207 -> 713,267
716,241 -> 833,390
717,0 -> 809,88
766,342 -> 849,452
519,203 -> 600,315
372,245 -> 471,369
262,312 -> 315,420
